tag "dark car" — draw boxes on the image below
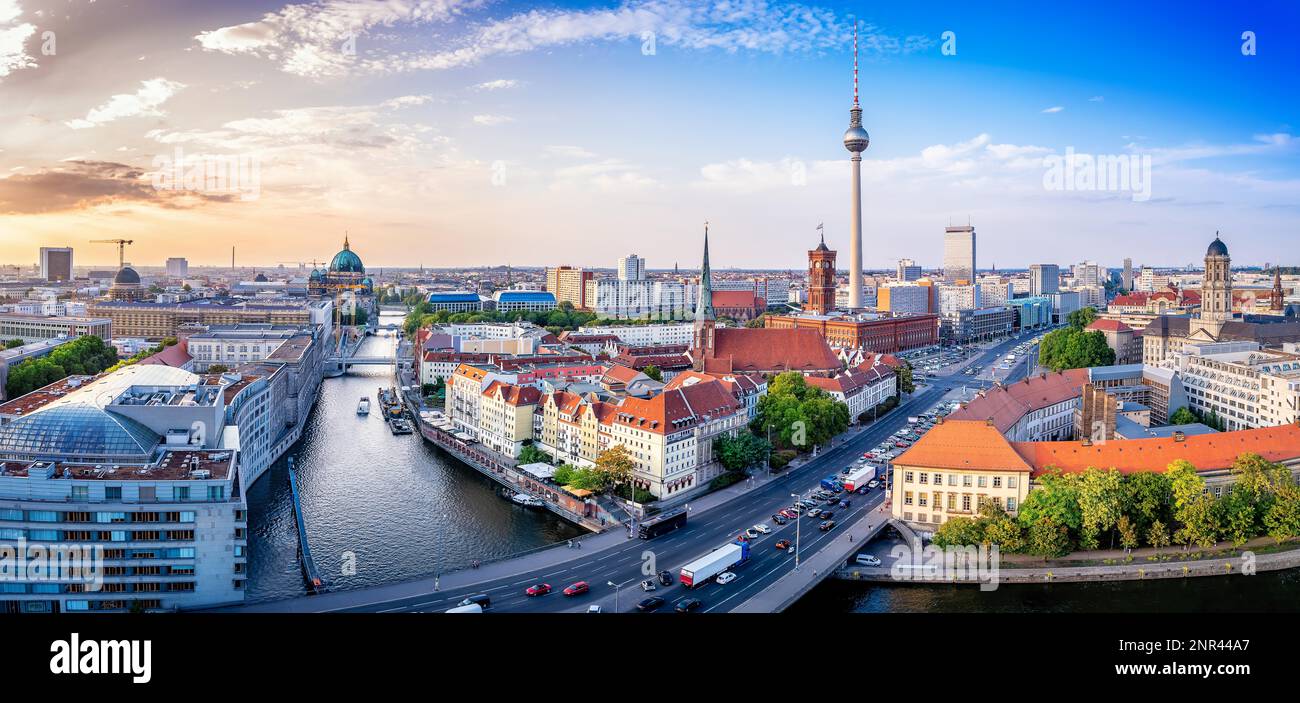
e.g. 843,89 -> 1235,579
855,486 -> 869,495
637,596 -> 666,612
819,520 -> 837,531
675,598 -> 703,613
658,570 -> 673,586
820,510 -> 834,519
525,583 -> 551,596
839,499 -> 851,509
772,515 -> 788,525
562,581 -> 590,596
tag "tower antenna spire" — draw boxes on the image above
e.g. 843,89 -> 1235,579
852,21 -> 859,107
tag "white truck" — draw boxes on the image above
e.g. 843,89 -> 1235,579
679,540 -> 750,588
842,465 -> 877,492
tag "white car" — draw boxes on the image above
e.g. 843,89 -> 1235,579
753,524 -> 773,535
854,555 -> 882,567
586,605 -> 603,613
744,528 -> 760,539
716,572 -> 737,585
867,480 -> 880,489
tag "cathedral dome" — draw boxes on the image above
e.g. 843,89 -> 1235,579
1206,235 -> 1229,258
113,267 -> 141,285
329,236 -> 365,274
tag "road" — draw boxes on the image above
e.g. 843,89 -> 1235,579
326,331 -> 1044,614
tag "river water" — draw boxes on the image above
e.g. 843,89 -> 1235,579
243,314 -> 583,603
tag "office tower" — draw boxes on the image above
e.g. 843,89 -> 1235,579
943,225 -> 976,283
545,266 -> 595,309
896,258 -> 921,282
1029,264 -> 1060,296
1074,260 -> 1104,288
842,24 -> 869,309
617,254 -> 645,281
1122,258 -> 1133,290
166,257 -> 189,278
39,247 -> 73,282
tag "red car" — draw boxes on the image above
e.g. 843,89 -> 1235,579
862,452 -> 874,459
779,509 -> 799,519
525,583 -> 552,596
895,441 -> 910,448
562,581 -> 589,596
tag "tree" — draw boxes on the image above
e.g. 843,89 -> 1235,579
1263,485 -> 1300,542
1016,469 -> 1082,534
1026,517 -> 1071,558
977,502 -> 1025,552
932,516 -> 984,548
896,361 -> 915,394
595,445 -> 636,492
1177,493 -> 1220,548
1122,471 -> 1172,533
752,372 -> 849,453
1077,467 -> 1125,548
1038,327 -> 1115,371
1219,487 -> 1257,546
3,338 -> 23,349
207,364 -> 229,373
517,445 -> 552,466
1117,515 -> 1140,550
1146,520 -> 1170,549
1168,406 -> 1198,426
1067,306 -> 1098,329
642,364 -> 663,382
714,432 -> 770,472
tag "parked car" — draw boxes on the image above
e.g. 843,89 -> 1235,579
819,520 -> 837,531
675,598 -> 703,613
563,581 -> 590,596
855,554 -> 882,567
744,528 -> 760,539
715,572 -> 737,585
525,583 -> 551,596
637,596 -> 666,611
586,605 -> 603,613
772,515 -> 788,525
780,508 -> 799,519
753,524 -> 772,535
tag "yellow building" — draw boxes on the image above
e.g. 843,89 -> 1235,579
477,381 -> 541,457
891,419 -> 1032,529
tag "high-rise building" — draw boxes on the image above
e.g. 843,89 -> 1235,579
617,254 -> 645,281
807,232 -> 838,315
842,25 -> 869,310
877,283 -> 930,315
39,247 -> 73,282
1074,261 -> 1105,288
166,257 -> 189,278
1122,258 -> 1133,291
545,266 -> 594,309
896,258 -> 921,282
1029,264 -> 1060,296
943,225 -> 976,283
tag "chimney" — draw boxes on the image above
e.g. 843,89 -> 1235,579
986,418 -> 994,426
1173,431 -> 1185,442
1081,438 -> 1092,447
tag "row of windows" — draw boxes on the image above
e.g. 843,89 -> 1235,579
902,471 -> 1018,489
0,528 -> 196,542
64,484 -> 226,503
0,509 -> 197,524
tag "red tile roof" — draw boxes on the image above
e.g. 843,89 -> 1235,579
712,290 -> 763,308
707,328 -> 841,373
138,340 -> 192,368
947,368 -> 1089,433
1013,424 -> 1300,476
1087,319 -> 1133,333
612,377 -> 741,435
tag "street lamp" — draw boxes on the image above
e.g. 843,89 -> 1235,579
608,578 -> 633,612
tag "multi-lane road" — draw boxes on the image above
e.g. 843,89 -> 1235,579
325,331 -> 1045,614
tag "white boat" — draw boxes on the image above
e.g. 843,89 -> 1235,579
357,397 -> 371,415
511,493 -> 545,508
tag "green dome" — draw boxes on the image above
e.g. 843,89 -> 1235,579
329,236 -> 365,274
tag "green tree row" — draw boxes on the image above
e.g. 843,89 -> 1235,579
751,372 -> 850,453
4,336 -> 120,399
933,454 -> 1300,558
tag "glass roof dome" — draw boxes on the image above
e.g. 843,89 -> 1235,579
329,235 -> 365,274
0,404 -> 160,460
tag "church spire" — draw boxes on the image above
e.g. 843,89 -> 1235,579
693,221 -> 714,322
1274,266 -> 1285,312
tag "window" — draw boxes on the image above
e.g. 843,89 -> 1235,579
105,486 -> 122,501
948,475 -> 957,487
904,471 -> 914,484
1007,476 -> 1018,489
1007,497 -> 1017,512
992,476 -> 1002,489
962,475 -> 972,487
904,491 -> 913,506
977,476 -> 987,488
961,495 -> 972,512
71,487 -> 89,502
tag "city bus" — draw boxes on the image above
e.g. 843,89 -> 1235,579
637,508 -> 687,539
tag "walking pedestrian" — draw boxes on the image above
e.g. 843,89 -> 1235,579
434,575 -> 440,591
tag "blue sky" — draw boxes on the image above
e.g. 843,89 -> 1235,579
1,0 -> 1296,270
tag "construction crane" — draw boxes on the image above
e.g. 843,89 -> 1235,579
90,239 -> 134,269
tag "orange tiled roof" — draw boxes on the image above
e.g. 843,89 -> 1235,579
601,364 -> 643,385
893,420 -> 1033,472
1013,424 -> 1300,476
611,377 -> 741,435
1087,319 -> 1133,333
947,368 -> 1089,433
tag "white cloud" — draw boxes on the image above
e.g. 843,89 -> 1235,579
544,145 -> 597,159
197,0 -> 932,77
472,113 -> 512,126
551,158 -> 657,192
474,79 -> 518,91
1041,106 -> 1064,114
65,78 -> 186,129
0,0 -> 36,81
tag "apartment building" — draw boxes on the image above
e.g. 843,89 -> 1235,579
893,420 -> 1032,528
477,381 -> 541,457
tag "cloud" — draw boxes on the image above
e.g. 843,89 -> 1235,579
473,79 -> 518,91
551,158 -> 657,192
197,0 -> 932,77
472,113 -> 512,126
544,145 -> 598,159
195,0 -> 484,78
65,78 -> 186,129
1041,106 -> 1064,114
0,0 -> 36,81
0,160 -> 232,214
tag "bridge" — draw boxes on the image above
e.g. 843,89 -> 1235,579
215,332 -> 1039,613
287,457 -> 326,594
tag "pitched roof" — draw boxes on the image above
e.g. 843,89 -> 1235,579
611,377 -> 741,435
893,420 -> 1033,472
708,327 -> 841,373
137,340 -> 192,368
946,368 -> 1089,433
483,381 -> 541,406
1087,319 -> 1133,333
712,290 -> 762,308
1013,423 -> 1300,476
601,363 -> 644,385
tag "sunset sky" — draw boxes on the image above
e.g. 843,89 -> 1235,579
1,0 -> 1297,270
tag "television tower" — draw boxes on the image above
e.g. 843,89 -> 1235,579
842,22 -> 870,310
